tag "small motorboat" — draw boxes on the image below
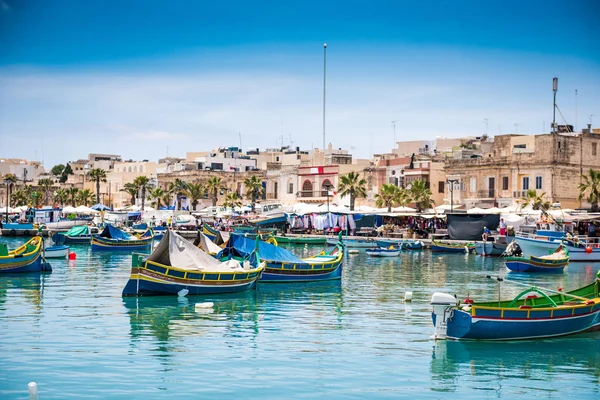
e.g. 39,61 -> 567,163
365,246 -> 401,257
505,244 -> 570,273
402,241 -> 423,250
44,244 -> 70,258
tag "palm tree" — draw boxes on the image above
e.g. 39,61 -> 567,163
67,187 -> 79,207
205,176 -> 224,207
54,189 -> 69,206
184,182 -> 205,211
578,168 -> 600,212
375,184 -> 400,212
10,189 -> 28,207
4,173 -> 18,208
133,176 -> 151,210
243,175 -> 264,211
37,178 -> 54,205
337,171 -> 367,211
521,189 -> 550,211
148,187 -> 166,209
168,178 -> 187,210
30,190 -> 43,208
121,183 -> 138,206
408,180 -> 434,212
223,192 -> 242,209
76,189 -> 94,206
87,168 -> 107,204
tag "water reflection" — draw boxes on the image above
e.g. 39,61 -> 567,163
431,337 -> 600,393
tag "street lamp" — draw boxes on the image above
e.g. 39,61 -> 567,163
324,183 -> 334,214
447,179 -> 459,213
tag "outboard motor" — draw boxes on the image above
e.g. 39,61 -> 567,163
430,293 -> 458,340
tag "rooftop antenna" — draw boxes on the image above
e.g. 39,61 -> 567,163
391,120 -> 398,148
514,123 -> 520,133
552,77 -> 558,134
483,118 -> 489,135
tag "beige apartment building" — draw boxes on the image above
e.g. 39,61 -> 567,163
444,132 -> 600,209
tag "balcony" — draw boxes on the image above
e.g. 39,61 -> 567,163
299,190 -> 332,199
513,190 -> 528,198
477,189 -> 495,198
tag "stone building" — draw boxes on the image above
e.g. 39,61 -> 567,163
444,132 -> 600,209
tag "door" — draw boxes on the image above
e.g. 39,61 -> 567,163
488,177 -> 495,198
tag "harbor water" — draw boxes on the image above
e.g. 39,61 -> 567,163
1,237 -> 599,399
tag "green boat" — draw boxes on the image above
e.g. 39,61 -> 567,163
274,235 -> 327,245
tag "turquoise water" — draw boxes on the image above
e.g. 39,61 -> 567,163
1,237 -> 599,399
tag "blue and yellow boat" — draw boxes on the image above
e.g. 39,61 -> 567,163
0,236 -> 51,273
430,271 -> 600,340
431,240 -> 475,253
122,231 -> 264,296
505,245 -> 570,273
91,225 -> 153,251
220,233 -> 344,283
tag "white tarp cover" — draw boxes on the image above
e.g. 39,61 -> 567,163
198,232 -> 223,254
150,231 -> 244,272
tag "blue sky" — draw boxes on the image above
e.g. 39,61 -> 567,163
1,0 -> 599,169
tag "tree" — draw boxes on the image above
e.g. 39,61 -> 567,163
408,180 -> 434,212
50,164 -> 65,176
30,190 -> 43,208
148,187 -> 166,210
60,163 -> 74,184
168,178 -> 187,210
337,171 -> 367,211
243,175 -> 264,211
3,173 -> 18,208
67,187 -> 79,207
375,184 -> 401,212
37,178 -> 54,205
10,189 -> 28,207
88,168 -> 107,204
133,176 -> 151,211
76,189 -> 94,206
121,183 -> 138,206
223,192 -> 242,209
54,189 -> 69,206
205,176 -> 224,207
578,168 -> 600,212
184,182 -> 205,211
521,189 -> 550,211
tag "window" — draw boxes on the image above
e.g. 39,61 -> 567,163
535,176 -> 542,190
502,176 -> 509,191
438,181 -> 444,194
470,177 -> 476,193
523,177 -> 529,190
288,182 -> 294,194
301,180 -> 313,197
593,143 -> 597,156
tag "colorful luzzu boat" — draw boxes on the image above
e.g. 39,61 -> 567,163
220,233 -> 344,283
0,236 -> 52,273
430,271 -> 600,340
91,225 -> 153,251
431,240 -> 475,253
505,245 -> 570,273
122,231 -> 264,296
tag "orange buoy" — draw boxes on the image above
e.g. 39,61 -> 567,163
68,252 -> 77,260
585,246 -> 593,254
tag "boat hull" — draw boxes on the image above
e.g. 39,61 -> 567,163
365,249 -> 401,257
431,242 -> 474,253
274,235 -> 327,245
475,242 -> 507,256
0,237 -> 50,273
516,235 -> 600,261
434,304 -> 600,340
91,237 -> 152,251
44,245 -> 70,258
327,238 -> 376,248
505,258 -> 567,273
259,262 -> 343,282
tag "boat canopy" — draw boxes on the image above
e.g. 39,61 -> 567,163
98,225 -> 135,240
149,231 -> 245,272
65,225 -> 89,237
219,233 -> 304,264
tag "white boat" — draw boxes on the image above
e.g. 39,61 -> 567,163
365,247 -> 401,257
515,233 -> 600,261
44,219 -> 89,230
44,245 -> 70,258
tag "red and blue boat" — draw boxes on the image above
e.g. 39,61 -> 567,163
430,271 -> 600,340
0,236 -> 52,273
91,225 -> 153,251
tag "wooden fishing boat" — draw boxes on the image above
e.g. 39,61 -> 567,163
221,233 -> 343,283
365,246 -> 401,257
274,235 -> 327,245
122,231 -> 264,296
91,225 -> 153,251
0,236 -> 51,273
430,271 -> 600,340
52,225 -> 97,244
44,244 -> 70,258
326,237 -> 376,248
505,245 -> 569,273
431,240 -> 475,253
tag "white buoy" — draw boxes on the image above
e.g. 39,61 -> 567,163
177,288 -> 189,298
404,291 -> 413,302
348,249 -> 359,254
28,382 -> 38,400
